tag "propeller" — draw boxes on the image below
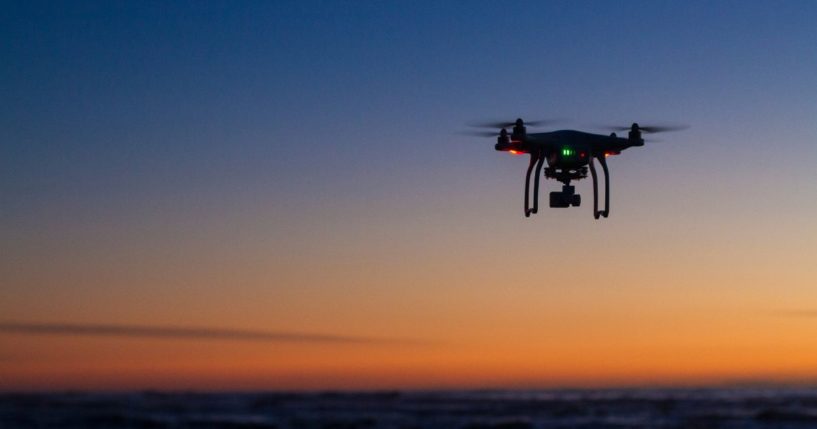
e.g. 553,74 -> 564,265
459,130 -> 504,137
598,123 -> 689,133
467,118 -> 566,129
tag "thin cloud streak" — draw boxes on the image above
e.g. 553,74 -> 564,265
0,321 -> 420,345
774,310 -> 817,317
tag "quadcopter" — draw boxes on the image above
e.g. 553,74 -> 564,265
467,119 -> 687,219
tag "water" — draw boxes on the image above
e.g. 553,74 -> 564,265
2,388 -> 817,428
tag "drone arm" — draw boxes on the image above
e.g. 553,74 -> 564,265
531,150 -> 545,214
524,153 -> 537,217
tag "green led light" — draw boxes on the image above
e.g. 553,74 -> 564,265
562,148 -> 572,156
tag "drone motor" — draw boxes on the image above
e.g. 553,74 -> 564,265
628,123 -> 643,145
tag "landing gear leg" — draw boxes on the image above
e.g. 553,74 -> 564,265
524,153 -> 537,217
589,157 -> 599,219
588,155 -> 610,219
599,155 -> 610,218
531,150 -> 545,215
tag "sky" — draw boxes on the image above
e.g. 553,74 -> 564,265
2,0 -> 817,391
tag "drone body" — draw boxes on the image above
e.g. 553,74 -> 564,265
470,119 -> 685,219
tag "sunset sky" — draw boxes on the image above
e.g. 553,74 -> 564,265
2,1 -> 817,391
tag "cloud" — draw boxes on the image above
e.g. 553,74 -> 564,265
0,321 -> 416,345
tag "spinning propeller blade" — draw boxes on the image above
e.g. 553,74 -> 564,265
467,118 -> 566,129
639,125 -> 690,133
459,130 -> 503,137
598,123 -> 689,133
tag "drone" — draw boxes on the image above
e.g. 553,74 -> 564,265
468,119 -> 687,219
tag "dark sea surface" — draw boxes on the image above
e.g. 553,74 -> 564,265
3,388 -> 817,428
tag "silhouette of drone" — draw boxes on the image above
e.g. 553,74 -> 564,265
467,119 -> 687,219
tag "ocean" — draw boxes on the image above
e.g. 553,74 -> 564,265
2,388 -> 817,428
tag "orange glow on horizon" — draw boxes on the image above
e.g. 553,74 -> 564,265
2,156 -> 816,391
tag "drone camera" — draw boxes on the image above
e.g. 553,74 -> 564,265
549,192 -> 581,208
549,185 -> 581,208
